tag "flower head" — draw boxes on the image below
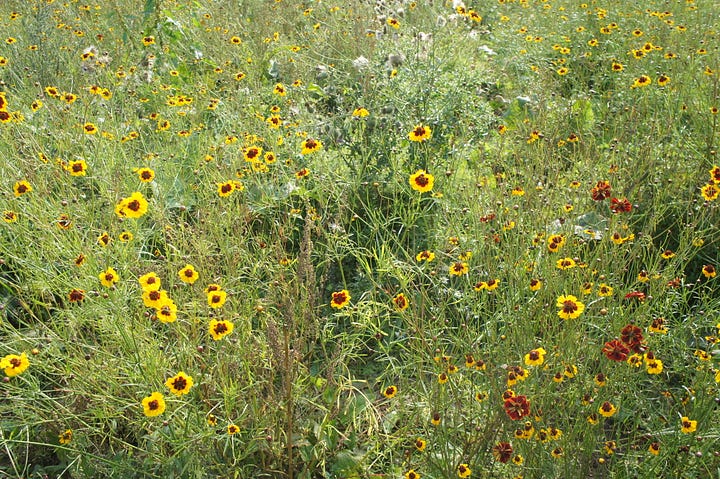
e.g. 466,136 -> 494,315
408,125 -> 431,142
492,442 -> 513,463
165,371 -> 194,396
115,191 -> 148,218
504,395 -> 531,420
13,180 -> 32,197
457,464 -> 471,478
524,348 -> 546,367
155,299 -> 178,323
300,138 -> 322,155
409,169 -> 434,193
67,159 -> 88,176
598,401 -> 617,417
392,293 -> 409,311
209,319 -> 234,340
680,416 -> 697,434
178,264 -> 199,284
556,295 -> 585,319
141,392 -> 166,417
382,385 -> 397,399
207,289 -> 227,309
416,250 -> 435,262
58,429 -> 73,445
139,272 -> 162,291
99,267 -> 119,288
602,339 -> 630,361
330,290 -> 351,309
449,262 -> 469,276
1,352 -> 30,377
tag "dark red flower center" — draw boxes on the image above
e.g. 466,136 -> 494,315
172,377 -> 187,390
561,300 -> 578,313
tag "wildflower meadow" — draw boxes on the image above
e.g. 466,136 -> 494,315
1,0 -> 720,477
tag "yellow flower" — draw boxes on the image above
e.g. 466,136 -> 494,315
646,359 -> 663,374
165,371 -> 194,396
58,429 -> 73,445
449,262 -> 469,276
598,401 -> 617,417
597,283 -> 613,297
409,169 -> 434,193
1,352 -> 30,377
556,257 -> 576,270
217,180 -> 235,197
141,392 -> 166,417
632,75 -> 652,88
556,295 -> 585,319
392,293 -> 409,311
134,167 -> 155,182
99,267 -> 119,288
680,416 -> 697,434
330,290 -> 351,309
207,290 -> 227,309
138,272 -> 161,292
66,159 -> 88,176
178,264 -> 199,284
13,180 -> 32,197
416,250 -> 435,262
408,125 -> 431,142
648,442 -> 660,455
382,385 -> 398,398
155,299 -> 178,323
701,183 -> 719,201
300,138 -> 322,155
3,210 -> 17,223
273,83 -> 286,96
209,319 -> 234,340
115,192 -> 149,219
524,347 -> 546,366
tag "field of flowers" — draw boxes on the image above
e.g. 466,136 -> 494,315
1,0 -> 719,477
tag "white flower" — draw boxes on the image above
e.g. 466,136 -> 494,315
352,56 -> 371,71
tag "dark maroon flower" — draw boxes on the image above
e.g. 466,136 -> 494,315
492,442 -> 514,463
620,324 -> 645,353
602,339 -> 630,361
610,197 -> 632,213
591,181 -> 611,201
504,395 -> 531,420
